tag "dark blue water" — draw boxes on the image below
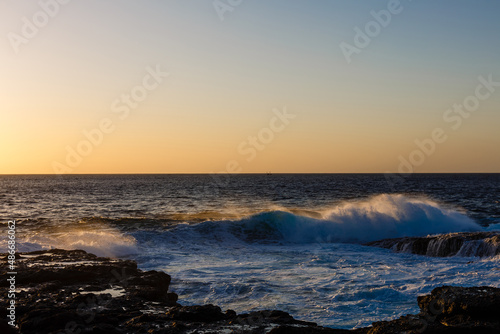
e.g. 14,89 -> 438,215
1,174 -> 499,329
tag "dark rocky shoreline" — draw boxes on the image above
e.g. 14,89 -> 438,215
1,249 -> 499,333
366,231 -> 500,258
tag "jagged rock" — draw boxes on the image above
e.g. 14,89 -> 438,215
417,286 -> 500,323
366,232 -> 500,257
233,310 -> 317,327
268,325 -> 358,333
367,286 -> 500,334
165,304 -> 228,322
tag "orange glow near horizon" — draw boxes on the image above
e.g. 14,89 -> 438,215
1,2 -> 500,174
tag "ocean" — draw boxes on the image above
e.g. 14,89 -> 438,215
1,173 -> 499,329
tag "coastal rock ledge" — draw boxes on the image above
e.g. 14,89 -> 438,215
1,249 -> 499,334
366,231 -> 500,258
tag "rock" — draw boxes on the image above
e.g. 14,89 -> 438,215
165,305 -> 227,322
366,231 -> 500,257
417,286 -> 500,323
0,249 -> 178,334
233,310 -> 317,327
367,286 -> 500,334
268,325 -> 357,333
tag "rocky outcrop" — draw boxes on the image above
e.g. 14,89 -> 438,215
367,286 -> 500,333
366,232 -> 500,257
1,249 -> 499,333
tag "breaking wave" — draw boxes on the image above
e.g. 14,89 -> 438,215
141,194 -> 483,245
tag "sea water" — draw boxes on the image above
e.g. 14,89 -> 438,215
1,174 -> 499,328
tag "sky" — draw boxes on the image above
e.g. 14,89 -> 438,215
1,0 -> 499,174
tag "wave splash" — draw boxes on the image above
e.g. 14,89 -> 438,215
159,194 -> 483,245
1,226 -> 138,258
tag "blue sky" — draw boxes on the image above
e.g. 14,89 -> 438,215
1,0 -> 499,173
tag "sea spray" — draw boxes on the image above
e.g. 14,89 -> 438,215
148,194 -> 483,246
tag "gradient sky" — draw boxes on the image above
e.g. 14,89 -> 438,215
1,0 -> 499,174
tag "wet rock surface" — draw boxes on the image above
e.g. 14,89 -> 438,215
366,231 -> 500,257
1,249 -> 499,333
367,286 -> 500,334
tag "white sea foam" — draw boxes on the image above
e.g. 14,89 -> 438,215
138,241 -> 500,329
1,227 -> 138,258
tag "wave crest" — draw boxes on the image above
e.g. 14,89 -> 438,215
153,194 -> 482,245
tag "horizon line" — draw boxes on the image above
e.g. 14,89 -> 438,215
1,172 -> 499,176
